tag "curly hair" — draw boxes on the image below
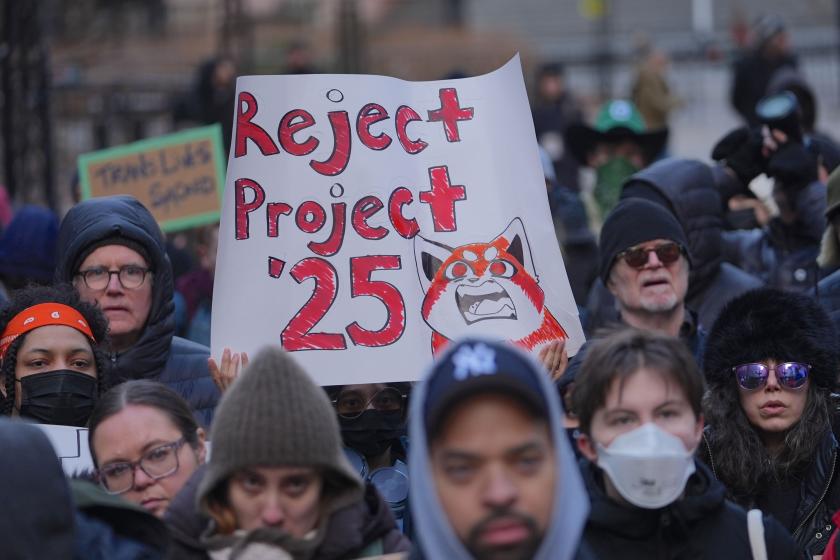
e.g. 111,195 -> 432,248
702,377 -> 831,505
0,283 -> 110,416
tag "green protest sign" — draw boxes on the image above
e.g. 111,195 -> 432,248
78,124 -> 226,232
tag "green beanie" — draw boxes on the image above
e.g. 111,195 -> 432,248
197,346 -> 362,510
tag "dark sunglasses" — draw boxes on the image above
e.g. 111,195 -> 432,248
617,242 -> 683,269
732,362 -> 811,391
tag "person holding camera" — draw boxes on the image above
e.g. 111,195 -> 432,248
712,91 -> 830,294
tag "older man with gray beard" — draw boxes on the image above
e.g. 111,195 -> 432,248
558,198 -> 704,429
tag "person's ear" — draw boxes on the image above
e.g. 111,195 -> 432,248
576,432 -> 599,463
195,427 -> 208,464
0,375 -> 6,398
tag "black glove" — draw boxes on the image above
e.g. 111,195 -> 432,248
711,126 -> 765,187
766,142 -> 819,188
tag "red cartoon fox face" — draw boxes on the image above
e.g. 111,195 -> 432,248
414,218 -> 566,352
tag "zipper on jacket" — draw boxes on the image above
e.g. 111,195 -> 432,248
793,449 -> 837,539
702,432 -> 718,480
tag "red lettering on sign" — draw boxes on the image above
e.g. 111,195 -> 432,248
352,195 -> 388,240
426,88 -> 474,142
356,103 -> 392,151
395,105 -> 428,154
419,165 -> 466,232
310,111 -> 351,176
234,92 -> 280,158
281,258 -> 347,351
278,109 -> 319,156
234,178 -> 266,240
346,255 -> 406,347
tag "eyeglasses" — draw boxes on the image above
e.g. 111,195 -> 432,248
732,362 -> 811,391
98,438 -> 186,495
75,265 -> 151,291
617,242 -> 683,269
333,387 -> 406,419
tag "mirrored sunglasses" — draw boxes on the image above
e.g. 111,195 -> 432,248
732,362 -> 811,391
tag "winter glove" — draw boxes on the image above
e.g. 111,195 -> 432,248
711,126 -> 766,187
766,141 -> 819,189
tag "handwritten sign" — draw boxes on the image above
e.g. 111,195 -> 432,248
211,56 -> 585,385
78,125 -> 226,232
35,424 -> 94,476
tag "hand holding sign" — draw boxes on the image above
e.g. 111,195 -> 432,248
212,56 -> 584,385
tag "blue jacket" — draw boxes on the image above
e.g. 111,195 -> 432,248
55,195 -> 220,427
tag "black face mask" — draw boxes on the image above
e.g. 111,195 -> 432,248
18,370 -> 97,427
339,410 -> 405,458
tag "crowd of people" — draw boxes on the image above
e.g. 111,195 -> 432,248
4,13 -> 840,560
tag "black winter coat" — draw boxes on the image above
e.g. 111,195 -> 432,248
55,195 -> 220,427
580,460 -> 801,560
702,429 -> 840,558
816,269 -> 840,336
721,181 -> 826,295
165,465 -> 410,560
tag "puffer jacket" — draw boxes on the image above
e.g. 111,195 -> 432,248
721,180 -> 826,294
55,195 -> 220,426
580,459 -> 800,559
702,429 -> 840,558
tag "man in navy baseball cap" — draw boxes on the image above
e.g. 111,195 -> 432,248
408,338 -> 591,560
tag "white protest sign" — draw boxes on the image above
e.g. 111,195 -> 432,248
212,55 -> 584,385
35,424 -> 94,476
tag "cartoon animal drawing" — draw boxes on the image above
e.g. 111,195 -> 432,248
414,217 -> 567,353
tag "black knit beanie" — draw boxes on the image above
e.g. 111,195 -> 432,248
198,346 -> 362,511
703,288 -> 839,389
72,235 -> 153,274
598,198 -> 691,283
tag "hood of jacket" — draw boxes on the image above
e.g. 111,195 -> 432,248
621,158 -> 724,298
167,466 -> 408,560
0,204 -> 59,283
0,419 -> 76,557
408,338 -> 589,560
55,195 -> 176,382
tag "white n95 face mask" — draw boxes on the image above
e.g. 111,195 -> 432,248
596,423 -> 696,509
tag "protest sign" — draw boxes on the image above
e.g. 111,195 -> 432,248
35,424 -> 94,476
78,124 -> 226,232
212,55 -> 585,385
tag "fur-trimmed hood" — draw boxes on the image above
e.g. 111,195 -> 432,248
703,287 -> 839,388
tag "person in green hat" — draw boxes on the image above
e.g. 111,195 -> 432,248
564,99 -> 668,218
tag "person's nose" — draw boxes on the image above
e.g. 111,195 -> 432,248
482,465 -> 518,510
105,271 -> 124,294
261,493 -> 285,528
764,368 -> 782,392
132,465 -> 155,491
644,249 -> 664,269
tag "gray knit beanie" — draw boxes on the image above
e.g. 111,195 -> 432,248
197,346 -> 362,510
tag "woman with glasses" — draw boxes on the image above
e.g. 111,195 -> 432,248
89,379 -> 206,518
0,284 -> 109,426
701,288 -> 840,559
327,382 -> 412,534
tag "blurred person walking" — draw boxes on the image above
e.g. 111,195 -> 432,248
573,329 -> 799,559
407,337 -> 593,559
631,46 -> 681,133
55,195 -> 220,426
701,288 -> 840,558
166,346 -> 410,559
0,204 -> 59,303
0,284 -> 109,427
532,62 -> 584,191
731,15 -> 798,126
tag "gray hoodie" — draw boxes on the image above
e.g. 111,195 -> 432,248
407,338 -> 590,560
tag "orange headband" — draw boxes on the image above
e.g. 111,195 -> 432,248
0,303 -> 96,361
